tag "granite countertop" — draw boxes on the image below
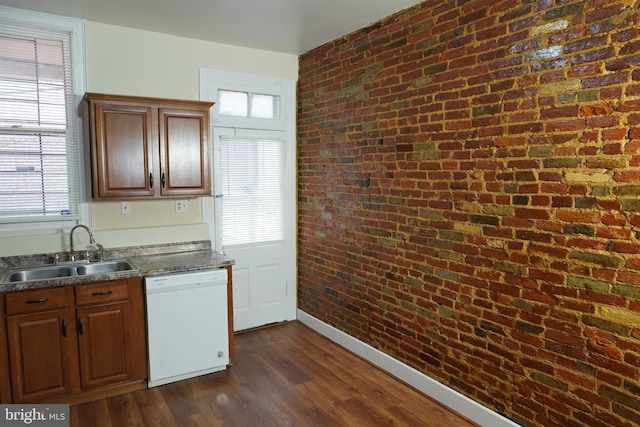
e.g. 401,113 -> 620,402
130,250 -> 234,277
0,240 -> 235,293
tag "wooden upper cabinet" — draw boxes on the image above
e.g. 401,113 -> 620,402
91,101 -> 155,199
159,107 -> 211,197
84,93 -> 214,200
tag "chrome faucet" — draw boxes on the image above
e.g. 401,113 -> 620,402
95,242 -> 105,262
69,224 -> 95,262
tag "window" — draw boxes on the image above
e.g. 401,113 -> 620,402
219,136 -> 285,246
218,89 -> 280,119
0,8 -> 85,224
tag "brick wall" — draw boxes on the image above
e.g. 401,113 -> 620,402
297,1 -> 640,426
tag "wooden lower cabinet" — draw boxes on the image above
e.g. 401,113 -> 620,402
1,278 -> 147,404
6,306 -> 80,403
4,286 -> 78,403
77,302 -> 131,389
75,279 -> 147,392
0,288 -> 10,404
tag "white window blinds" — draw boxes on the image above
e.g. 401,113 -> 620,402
219,137 -> 285,246
0,21 -> 81,222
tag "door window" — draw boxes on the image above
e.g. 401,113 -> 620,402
219,136 -> 285,246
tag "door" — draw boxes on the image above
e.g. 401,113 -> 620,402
213,128 -> 292,330
201,69 -> 297,332
6,309 -> 79,402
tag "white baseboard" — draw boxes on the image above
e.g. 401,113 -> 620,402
297,309 -> 520,427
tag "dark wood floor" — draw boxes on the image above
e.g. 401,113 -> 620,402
71,321 -> 477,426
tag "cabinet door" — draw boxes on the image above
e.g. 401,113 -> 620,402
76,302 -> 133,389
159,107 -> 211,197
75,278 -> 147,390
92,102 -> 158,199
0,295 -> 10,403
6,308 -> 79,403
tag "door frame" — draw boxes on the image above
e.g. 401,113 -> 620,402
199,68 -> 297,330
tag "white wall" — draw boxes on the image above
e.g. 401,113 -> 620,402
0,19 -> 298,257
86,22 -> 299,98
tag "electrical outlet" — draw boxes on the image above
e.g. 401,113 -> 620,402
175,200 -> 188,213
121,201 -> 131,215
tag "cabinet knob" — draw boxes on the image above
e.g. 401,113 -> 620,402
217,351 -> 225,358
61,319 -> 67,337
149,172 -> 153,188
78,317 -> 84,335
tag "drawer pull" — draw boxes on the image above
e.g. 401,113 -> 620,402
92,290 -> 113,296
25,298 -> 48,304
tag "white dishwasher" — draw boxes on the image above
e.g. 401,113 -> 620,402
145,269 -> 229,387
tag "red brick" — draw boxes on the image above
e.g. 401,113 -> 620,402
297,1 -> 640,425
615,170 -> 640,182
546,120 -> 586,132
618,271 -> 640,285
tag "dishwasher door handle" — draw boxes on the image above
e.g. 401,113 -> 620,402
146,281 -> 225,294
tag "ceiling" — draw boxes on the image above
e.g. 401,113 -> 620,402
0,0 -> 422,55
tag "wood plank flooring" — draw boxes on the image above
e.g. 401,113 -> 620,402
70,321 -> 477,426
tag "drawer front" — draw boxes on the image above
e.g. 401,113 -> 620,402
75,280 -> 129,306
4,287 -> 68,316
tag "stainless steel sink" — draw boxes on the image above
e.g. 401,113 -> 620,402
5,266 -> 75,283
76,261 -> 136,276
2,259 -> 138,283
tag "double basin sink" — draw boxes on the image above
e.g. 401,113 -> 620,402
2,259 -> 137,284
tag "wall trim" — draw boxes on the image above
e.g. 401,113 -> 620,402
297,309 -> 520,427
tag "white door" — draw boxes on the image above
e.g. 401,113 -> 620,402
200,70 -> 296,331
214,128 -> 293,330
